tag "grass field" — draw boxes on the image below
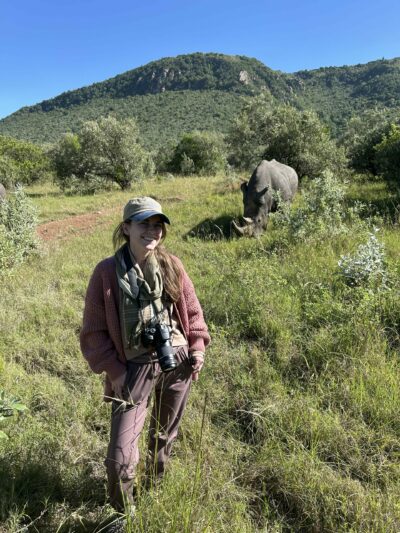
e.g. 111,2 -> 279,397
0,175 -> 399,532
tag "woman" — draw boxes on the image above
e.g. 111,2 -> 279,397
80,196 -> 210,512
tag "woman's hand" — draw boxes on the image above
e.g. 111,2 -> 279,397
191,354 -> 204,382
111,371 -> 127,399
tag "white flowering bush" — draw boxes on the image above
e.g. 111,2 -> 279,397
338,230 -> 388,289
0,186 -> 39,272
274,171 -> 355,241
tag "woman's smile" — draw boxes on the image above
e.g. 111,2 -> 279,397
123,215 -> 164,262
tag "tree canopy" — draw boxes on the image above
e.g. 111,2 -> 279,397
228,95 -> 346,178
50,116 -> 150,193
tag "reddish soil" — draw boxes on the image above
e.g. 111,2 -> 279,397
36,196 -> 184,242
37,208 -> 118,242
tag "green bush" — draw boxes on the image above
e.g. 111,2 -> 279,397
338,230 -> 388,289
0,135 -> 50,186
374,123 -> 400,186
340,108 -> 400,175
0,187 -> 39,272
0,155 -> 19,189
273,170 -> 359,241
168,131 -> 227,175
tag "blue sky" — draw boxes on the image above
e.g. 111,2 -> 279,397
1,0 -> 399,119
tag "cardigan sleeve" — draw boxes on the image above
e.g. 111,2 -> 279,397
80,261 -> 126,382
177,258 -> 211,353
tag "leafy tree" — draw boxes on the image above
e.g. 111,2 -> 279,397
374,123 -> 400,185
168,131 -> 227,175
227,93 -> 274,169
0,135 -> 50,185
50,133 -> 87,181
228,96 -> 346,178
50,116 -> 150,192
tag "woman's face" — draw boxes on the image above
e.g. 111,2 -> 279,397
123,215 -> 164,260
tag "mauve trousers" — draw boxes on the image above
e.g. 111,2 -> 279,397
105,346 -> 192,510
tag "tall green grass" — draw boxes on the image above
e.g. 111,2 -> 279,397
0,176 -> 399,532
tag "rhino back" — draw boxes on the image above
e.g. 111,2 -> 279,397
269,160 -> 298,200
248,160 -> 272,194
249,160 -> 297,201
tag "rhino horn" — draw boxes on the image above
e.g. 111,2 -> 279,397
231,219 -> 245,235
243,217 -> 253,224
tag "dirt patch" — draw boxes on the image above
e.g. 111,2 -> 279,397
37,208 -> 118,242
36,196 -> 185,242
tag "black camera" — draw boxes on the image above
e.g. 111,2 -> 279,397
141,318 -> 177,373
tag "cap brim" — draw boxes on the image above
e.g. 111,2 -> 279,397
128,210 -> 170,224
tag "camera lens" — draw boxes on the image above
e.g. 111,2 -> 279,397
153,323 -> 177,372
157,343 -> 177,372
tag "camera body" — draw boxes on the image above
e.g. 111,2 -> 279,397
141,319 -> 177,372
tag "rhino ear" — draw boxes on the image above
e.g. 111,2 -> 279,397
257,186 -> 269,205
240,181 -> 248,201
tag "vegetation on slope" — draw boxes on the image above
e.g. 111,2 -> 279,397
0,90 -> 246,148
2,53 -> 400,145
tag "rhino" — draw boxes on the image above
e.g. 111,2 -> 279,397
0,183 -> 6,201
232,159 -> 298,237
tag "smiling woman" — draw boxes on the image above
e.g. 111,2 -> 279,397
122,216 -> 164,262
79,196 -> 210,516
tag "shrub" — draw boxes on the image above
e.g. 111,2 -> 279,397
0,155 -> 19,189
274,170 -> 356,241
374,123 -> 400,186
179,153 -> 196,175
0,135 -> 50,186
169,131 -> 227,175
340,108 -> 399,175
338,230 -> 388,289
0,187 -> 39,272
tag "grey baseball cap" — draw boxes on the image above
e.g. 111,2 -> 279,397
123,197 -> 170,224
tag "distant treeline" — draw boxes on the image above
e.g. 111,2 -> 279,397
1,98 -> 399,195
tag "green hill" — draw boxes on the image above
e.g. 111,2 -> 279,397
295,57 -> 400,132
1,52 -> 400,146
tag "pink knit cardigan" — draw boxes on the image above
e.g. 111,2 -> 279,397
80,255 -> 210,399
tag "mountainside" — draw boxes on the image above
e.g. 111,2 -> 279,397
25,53 -> 297,110
1,53 -> 400,147
295,57 -> 400,130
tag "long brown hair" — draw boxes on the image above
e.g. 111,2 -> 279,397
112,220 -> 182,302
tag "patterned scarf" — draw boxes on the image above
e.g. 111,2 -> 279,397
115,243 -> 164,352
